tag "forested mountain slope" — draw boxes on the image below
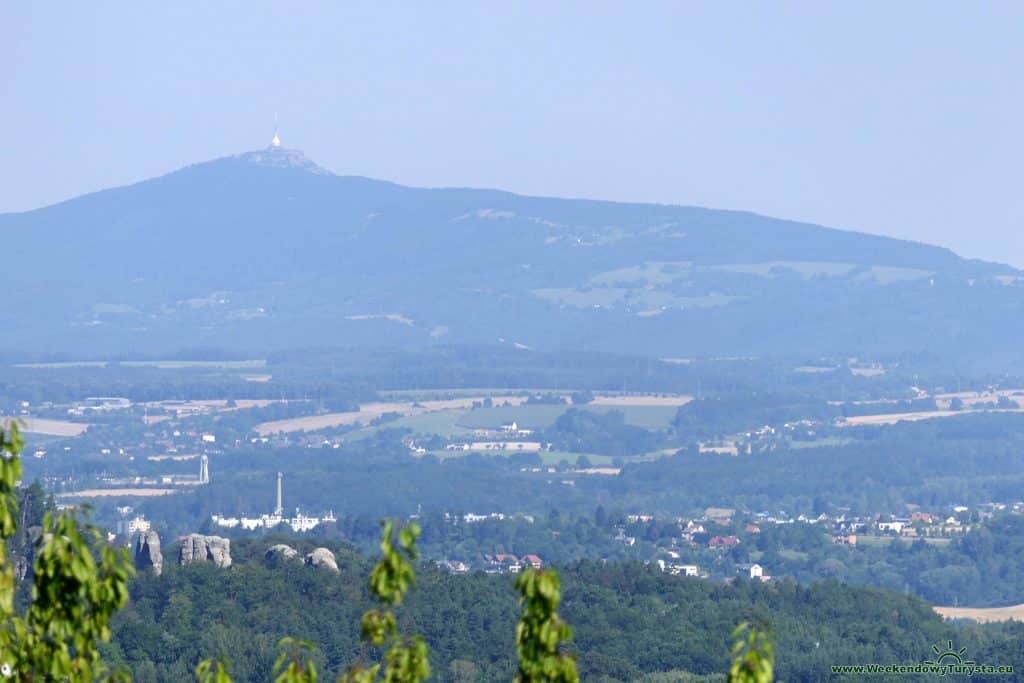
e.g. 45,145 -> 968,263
2,146 -> 1020,359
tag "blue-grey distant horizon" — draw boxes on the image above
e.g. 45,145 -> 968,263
3,2 -> 1023,266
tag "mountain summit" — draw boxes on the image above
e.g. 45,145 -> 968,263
232,146 -> 332,176
0,150 -> 1020,357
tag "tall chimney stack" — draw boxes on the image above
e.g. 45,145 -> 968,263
275,472 -> 283,516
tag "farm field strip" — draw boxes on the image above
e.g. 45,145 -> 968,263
254,396 -> 531,436
2,417 -> 90,437
590,395 -> 692,407
841,408 -> 1024,426
934,604 -> 1024,623
56,488 -> 183,498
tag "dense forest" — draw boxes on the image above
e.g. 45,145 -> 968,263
105,537 -> 1024,682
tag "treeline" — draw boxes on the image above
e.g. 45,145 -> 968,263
104,541 -> 1024,682
545,408 -> 666,457
9,344 -> 990,409
0,364 -> 376,406
671,395 -> 947,440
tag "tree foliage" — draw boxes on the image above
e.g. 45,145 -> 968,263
0,423 -> 134,681
727,623 -> 773,683
514,569 -> 579,683
344,521 -> 430,683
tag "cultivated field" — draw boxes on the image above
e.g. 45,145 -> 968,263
934,604 -> 1024,623
144,398 -> 282,410
590,395 -> 692,407
120,359 -> 267,369
841,408 -> 1024,426
57,488 -> 182,498
2,417 -> 90,437
13,361 -> 109,369
934,388 -> 1024,409
456,402 -> 683,431
840,410 -> 963,426
255,396 -> 531,436
699,443 -> 739,455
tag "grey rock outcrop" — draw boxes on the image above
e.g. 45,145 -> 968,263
265,544 -> 299,563
14,526 -> 44,581
179,534 -> 232,568
15,555 -> 30,581
304,547 -> 339,572
134,529 -> 164,576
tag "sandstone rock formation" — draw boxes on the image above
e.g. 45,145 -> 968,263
15,555 -> 29,581
304,547 -> 339,572
265,544 -> 298,563
134,529 -> 164,575
179,534 -> 232,568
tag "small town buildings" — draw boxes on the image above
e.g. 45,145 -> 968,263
522,554 -> 543,570
737,563 -> 764,580
657,561 -> 699,577
877,521 -> 906,534
482,553 -> 543,574
438,560 -> 470,574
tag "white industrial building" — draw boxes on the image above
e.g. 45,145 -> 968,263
211,472 -> 336,533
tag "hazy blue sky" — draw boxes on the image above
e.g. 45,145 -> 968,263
3,3 -> 1023,265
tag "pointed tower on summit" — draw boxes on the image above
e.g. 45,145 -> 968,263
270,128 -> 281,148
270,113 -> 282,148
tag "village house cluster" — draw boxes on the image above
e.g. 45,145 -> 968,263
438,553 -> 544,575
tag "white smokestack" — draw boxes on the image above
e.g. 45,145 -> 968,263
275,472 -> 283,516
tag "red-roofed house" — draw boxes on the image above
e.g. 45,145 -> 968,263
522,554 -> 543,570
709,536 -> 740,548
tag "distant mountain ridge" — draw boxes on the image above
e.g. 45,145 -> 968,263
2,146 -> 1021,359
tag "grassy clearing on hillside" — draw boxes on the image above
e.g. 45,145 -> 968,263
855,536 -> 952,548
456,404 -> 679,430
778,549 -> 809,561
350,410 -> 472,441
456,405 -> 568,429
430,449 -> 615,466
538,451 -> 616,466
